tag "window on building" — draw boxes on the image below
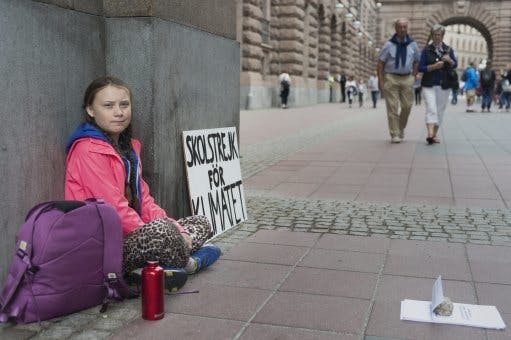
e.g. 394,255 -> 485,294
319,4 -> 324,21
261,19 -> 270,44
260,0 -> 270,44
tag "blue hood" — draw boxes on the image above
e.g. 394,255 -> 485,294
66,123 -> 110,154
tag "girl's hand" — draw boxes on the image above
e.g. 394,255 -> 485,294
182,233 -> 193,250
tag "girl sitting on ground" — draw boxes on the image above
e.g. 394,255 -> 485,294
65,76 -> 220,289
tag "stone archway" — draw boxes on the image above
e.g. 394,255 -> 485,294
424,5 -> 495,63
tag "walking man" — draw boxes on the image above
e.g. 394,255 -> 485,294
463,62 -> 478,112
480,60 -> 496,112
377,18 -> 420,143
339,73 -> 347,103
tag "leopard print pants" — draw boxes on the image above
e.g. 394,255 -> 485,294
122,215 -> 213,274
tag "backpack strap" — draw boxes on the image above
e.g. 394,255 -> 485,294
91,199 -> 138,306
0,260 -> 30,319
0,202 -> 53,318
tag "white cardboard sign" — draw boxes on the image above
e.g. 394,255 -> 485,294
182,127 -> 247,237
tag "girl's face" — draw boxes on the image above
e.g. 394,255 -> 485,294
86,85 -> 132,142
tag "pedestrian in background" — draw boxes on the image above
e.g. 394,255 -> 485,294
496,71 -> 504,111
339,73 -> 347,103
278,72 -> 291,109
368,70 -> 379,108
377,18 -> 420,143
418,24 -> 457,145
346,76 -> 357,108
463,61 -> 478,112
328,74 -> 335,103
357,78 -> 367,107
451,86 -> 458,105
480,60 -> 496,112
501,64 -> 511,112
413,74 -> 422,105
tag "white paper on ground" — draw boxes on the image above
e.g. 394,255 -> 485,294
431,275 -> 444,313
400,299 -> 506,330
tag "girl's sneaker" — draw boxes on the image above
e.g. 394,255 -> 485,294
185,244 -> 221,274
161,267 -> 188,292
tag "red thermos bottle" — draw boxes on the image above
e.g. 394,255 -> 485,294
141,261 -> 165,320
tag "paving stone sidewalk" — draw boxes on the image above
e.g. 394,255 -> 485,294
2,102 -> 511,339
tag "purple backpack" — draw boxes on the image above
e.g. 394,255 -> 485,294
0,199 -> 137,323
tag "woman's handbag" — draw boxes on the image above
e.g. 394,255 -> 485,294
441,66 -> 459,90
435,45 -> 458,90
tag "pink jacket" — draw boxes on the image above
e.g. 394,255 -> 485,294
65,137 -> 185,236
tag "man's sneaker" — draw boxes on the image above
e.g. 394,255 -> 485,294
391,136 -> 401,143
185,244 -> 221,274
128,267 -> 188,292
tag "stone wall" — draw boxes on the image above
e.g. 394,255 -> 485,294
0,0 -> 239,286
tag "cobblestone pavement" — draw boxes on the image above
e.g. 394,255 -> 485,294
228,196 -> 511,247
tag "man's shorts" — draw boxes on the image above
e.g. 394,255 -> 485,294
466,89 -> 476,101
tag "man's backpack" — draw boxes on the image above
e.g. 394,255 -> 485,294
0,199 -> 137,323
481,69 -> 493,86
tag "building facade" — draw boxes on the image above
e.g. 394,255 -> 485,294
238,0 -> 382,110
445,24 -> 487,71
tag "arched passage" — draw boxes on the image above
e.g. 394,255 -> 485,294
419,3 -> 500,67
440,17 -> 493,62
378,1 -> 511,70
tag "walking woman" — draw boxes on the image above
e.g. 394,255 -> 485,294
418,24 -> 457,144
65,76 -> 220,287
